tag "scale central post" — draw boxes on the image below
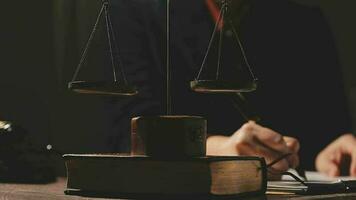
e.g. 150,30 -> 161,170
166,0 -> 171,115
130,0 -> 207,159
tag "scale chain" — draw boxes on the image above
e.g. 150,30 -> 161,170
195,0 -> 257,82
216,1 -> 227,80
229,20 -> 257,81
104,2 -> 118,82
71,3 -> 106,82
195,2 -> 224,80
107,7 -> 128,85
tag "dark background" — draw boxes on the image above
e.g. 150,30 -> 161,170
0,0 -> 355,167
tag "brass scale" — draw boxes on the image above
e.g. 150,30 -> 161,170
67,0 -> 260,173
68,0 -> 258,118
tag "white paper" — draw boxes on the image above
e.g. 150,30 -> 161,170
282,169 -> 356,182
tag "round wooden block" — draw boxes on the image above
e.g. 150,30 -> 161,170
131,116 -> 207,158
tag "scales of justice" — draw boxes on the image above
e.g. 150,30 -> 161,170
65,0 -> 265,197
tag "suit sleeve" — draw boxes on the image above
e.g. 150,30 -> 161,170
294,7 -> 352,169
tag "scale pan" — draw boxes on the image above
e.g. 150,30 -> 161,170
68,81 -> 138,96
190,80 -> 257,94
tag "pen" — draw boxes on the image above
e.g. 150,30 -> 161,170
296,163 -> 307,180
232,93 -> 306,179
304,180 -> 356,194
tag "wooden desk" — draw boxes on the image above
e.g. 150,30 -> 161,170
1,178 -> 356,200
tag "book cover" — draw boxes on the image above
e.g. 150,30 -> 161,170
64,154 -> 267,198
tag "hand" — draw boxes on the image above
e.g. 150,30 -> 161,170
316,134 -> 356,177
207,121 -> 300,173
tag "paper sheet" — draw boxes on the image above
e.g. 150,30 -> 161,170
282,169 -> 356,181
268,170 -> 356,194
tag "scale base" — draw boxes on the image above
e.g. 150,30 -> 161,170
131,115 -> 207,158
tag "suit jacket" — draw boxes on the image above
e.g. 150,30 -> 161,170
108,0 -> 351,170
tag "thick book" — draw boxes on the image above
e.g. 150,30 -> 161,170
64,154 -> 267,198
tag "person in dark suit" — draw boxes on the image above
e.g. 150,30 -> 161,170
108,0 -> 352,175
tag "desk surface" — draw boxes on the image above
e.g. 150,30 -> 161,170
0,178 -> 356,200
